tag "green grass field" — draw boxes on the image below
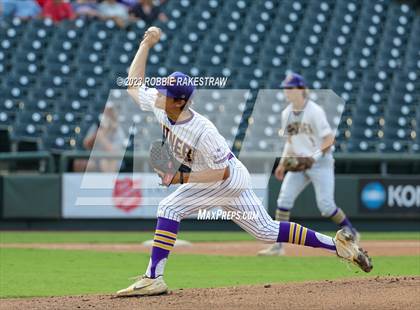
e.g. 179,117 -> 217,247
0,231 -> 419,298
1,231 -> 419,244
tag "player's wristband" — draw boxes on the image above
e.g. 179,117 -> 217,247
312,150 -> 323,161
179,172 -> 190,184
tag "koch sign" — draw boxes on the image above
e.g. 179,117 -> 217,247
359,178 -> 420,214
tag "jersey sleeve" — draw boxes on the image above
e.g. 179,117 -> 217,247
313,106 -> 333,138
198,130 -> 231,170
137,85 -> 158,111
137,85 -> 167,124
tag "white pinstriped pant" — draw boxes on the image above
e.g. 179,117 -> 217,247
277,155 -> 337,217
157,158 -> 280,242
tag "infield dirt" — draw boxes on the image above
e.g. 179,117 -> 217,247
1,277 -> 419,310
1,240 -> 419,309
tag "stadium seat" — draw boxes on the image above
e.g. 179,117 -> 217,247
0,111 -> 16,128
9,122 -> 44,151
0,0 -> 418,155
23,99 -> 55,112
41,136 -> 76,153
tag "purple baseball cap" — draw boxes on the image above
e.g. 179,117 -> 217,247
156,71 -> 195,100
281,73 -> 307,88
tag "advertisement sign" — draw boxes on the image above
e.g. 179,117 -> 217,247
359,178 -> 420,214
62,173 -> 268,218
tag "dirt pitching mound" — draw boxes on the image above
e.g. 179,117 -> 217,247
1,277 -> 419,310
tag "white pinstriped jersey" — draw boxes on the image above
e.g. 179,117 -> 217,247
281,100 -> 333,157
138,85 -> 232,172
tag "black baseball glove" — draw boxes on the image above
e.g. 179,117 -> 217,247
282,156 -> 314,172
149,140 -> 191,186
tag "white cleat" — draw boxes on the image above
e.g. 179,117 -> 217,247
116,275 -> 168,297
257,243 -> 285,256
334,228 -> 372,273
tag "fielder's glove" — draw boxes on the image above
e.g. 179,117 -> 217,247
149,140 -> 191,186
282,156 -> 314,172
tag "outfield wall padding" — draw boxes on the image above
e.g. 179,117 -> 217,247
268,175 -> 420,219
0,174 -> 419,220
1,175 -> 61,219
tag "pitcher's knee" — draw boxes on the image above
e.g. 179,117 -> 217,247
250,224 -> 278,242
157,202 -> 183,222
254,230 -> 276,242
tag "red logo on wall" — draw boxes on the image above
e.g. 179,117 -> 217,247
112,178 -> 142,212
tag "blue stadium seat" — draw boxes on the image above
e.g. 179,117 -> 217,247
0,111 -> 16,128
0,0 -> 418,154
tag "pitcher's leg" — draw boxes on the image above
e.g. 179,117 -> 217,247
143,161 -> 246,281
226,189 -> 280,242
229,189 -> 336,251
116,179 -> 242,297
116,213 -> 179,296
145,217 -> 179,279
258,172 -> 309,255
229,189 -> 372,271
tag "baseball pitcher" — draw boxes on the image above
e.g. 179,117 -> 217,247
116,28 -> 372,296
258,73 -> 360,256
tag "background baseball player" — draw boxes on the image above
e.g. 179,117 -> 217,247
117,28 -> 372,297
259,73 -> 359,256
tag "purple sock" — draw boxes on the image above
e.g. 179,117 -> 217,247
339,218 -> 354,229
277,221 -> 336,252
330,208 -> 356,234
146,217 -> 180,278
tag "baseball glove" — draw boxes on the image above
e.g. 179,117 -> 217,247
149,140 -> 191,186
282,156 -> 314,172
286,122 -> 300,136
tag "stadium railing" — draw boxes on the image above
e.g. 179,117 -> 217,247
0,151 -> 55,173
59,151 -> 420,175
